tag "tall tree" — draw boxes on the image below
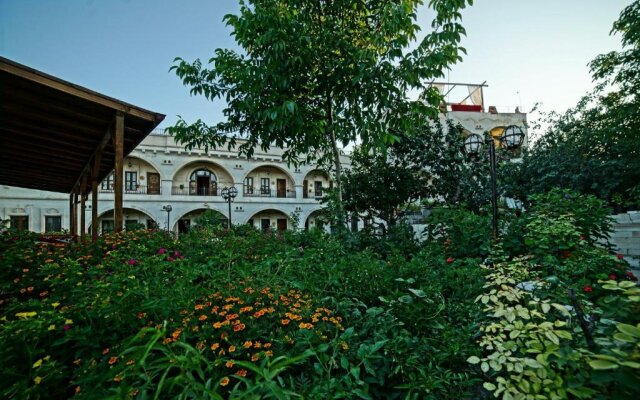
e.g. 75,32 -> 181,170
502,0 -> 640,209
167,0 -> 472,217
343,119 -> 491,231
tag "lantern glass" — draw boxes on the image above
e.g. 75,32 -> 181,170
221,187 -> 229,199
464,134 -> 483,155
229,186 -> 238,198
501,125 -> 524,149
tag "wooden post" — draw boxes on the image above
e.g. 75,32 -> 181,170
80,174 -> 87,242
91,151 -> 102,242
69,193 -> 74,235
113,112 -> 124,233
71,191 -> 78,240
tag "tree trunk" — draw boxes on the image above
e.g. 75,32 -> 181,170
326,91 -> 345,230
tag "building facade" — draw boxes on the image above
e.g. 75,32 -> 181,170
0,108 -> 528,234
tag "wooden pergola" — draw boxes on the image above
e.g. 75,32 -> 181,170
0,56 -> 165,241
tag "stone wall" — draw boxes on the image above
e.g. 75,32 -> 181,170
610,211 -> 640,268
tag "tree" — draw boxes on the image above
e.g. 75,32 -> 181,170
502,1 -> 640,210
167,0 -> 472,219
343,119 -> 491,232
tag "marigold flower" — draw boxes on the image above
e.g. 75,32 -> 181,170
225,360 -> 235,368
265,350 -> 273,357
229,345 -> 236,353
108,356 -> 118,365
251,353 -> 260,362
102,348 -> 110,355
199,315 -> 208,321
263,342 -> 272,348
243,340 -> 253,348
195,304 -> 204,310
126,359 -> 135,365
235,369 -> 247,377
75,386 -> 81,394
233,323 -> 246,332
113,374 -> 123,382
220,377 -> 230,387
211,342 -> 220,351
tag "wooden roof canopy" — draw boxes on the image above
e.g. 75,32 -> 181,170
0,56 -> 165,194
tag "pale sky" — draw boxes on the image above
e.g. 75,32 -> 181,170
0,0 -> 630,132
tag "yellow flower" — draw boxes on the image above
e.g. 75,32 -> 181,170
228,345 -> 236,353
65,319 -> 73,325
47,325 -> 56,331
33,376 -> 43,385
51,302 -> 60,308
15,311 -> 37,319
32,359 -> 43,368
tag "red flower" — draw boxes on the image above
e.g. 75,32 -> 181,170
616,253 -> 625,260
583,285 -> 593,293
128,259 -> 137,266
608,274 -> 617,280
626,271 -> 638,281
446,257 -> 454,264
158,248 -> 166,255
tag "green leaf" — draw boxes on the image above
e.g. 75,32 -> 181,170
483,382 -> 496,391
617,323 -> 640,337
588,360 -> 619,370
467,356 -> 480,364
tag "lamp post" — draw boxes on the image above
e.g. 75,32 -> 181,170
162,205 -> 172,232
221,186 -> 238,227
463,125 -> 525,239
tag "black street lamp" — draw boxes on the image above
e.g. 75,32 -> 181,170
221,186 -> 238,227
162,205 -> 172,232
463,125 -> 525,239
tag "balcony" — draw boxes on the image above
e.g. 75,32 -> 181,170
172,184 -> 221,196
243,186 -> 296,198
303,189 -> 324,199
99,185 -> 161,195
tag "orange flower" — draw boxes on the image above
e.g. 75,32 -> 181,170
75,386 -> 81,394
102,348 -> 110,355
225,360 -> 235,368
213,322 -> 223,329
229,345 -> 236,353
235,369 -> 247,377
243,340 -> 252,349
108,356 -> 118,365
233,323 -> 246,332
281,319 -> 290,325
263,342 -> 272,348
265,350 -> 273,357
199,315 -> 208,321
251,353 -> 260,362
210,342 -> 220,351
195,304 -> 204,310
220,377 -> 230,387
126,359 -> 135,365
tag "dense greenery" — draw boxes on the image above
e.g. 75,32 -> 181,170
2,188 -> 638,399
502,0 -> 640,209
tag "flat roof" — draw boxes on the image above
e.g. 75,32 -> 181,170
0,56 -> 165,193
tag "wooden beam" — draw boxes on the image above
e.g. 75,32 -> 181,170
1,58 -> 160,121
113,112 -> 124,233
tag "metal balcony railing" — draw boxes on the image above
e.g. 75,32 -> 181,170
171,184 -> 221,196
99,185 -> 161,195
244,186 -> 296,198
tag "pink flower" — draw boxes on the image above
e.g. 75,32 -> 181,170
64,325 -> 71,331
616,253 -> 625,260
446,257 -> 454,264
167,257 -> 175,262
179,255 -> 184,260
608,274 -> 617,280
583,285 -> 593,293
158,248 -> 166,255
128,259 -> 137,266
174,251 -> 181,257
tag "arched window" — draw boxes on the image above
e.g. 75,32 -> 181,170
189,169 -> 217,196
